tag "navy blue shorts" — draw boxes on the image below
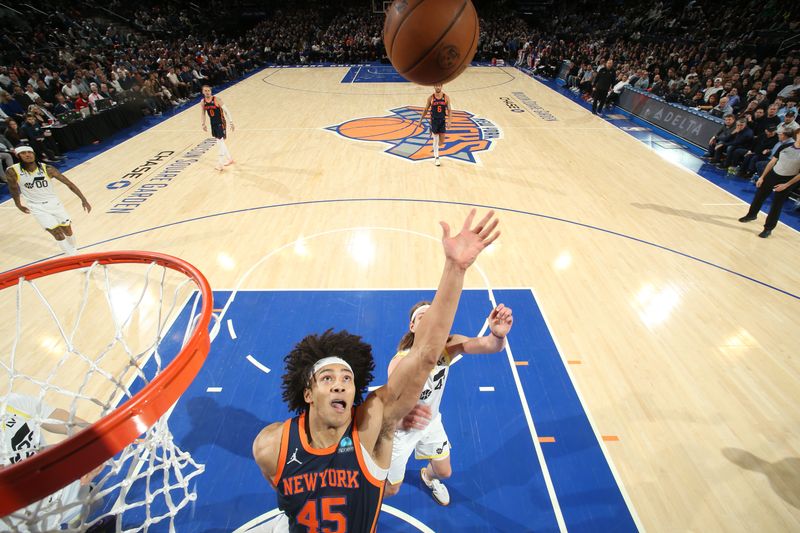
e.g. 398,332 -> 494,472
431,118 -> 446,135
211,122 -> 226,139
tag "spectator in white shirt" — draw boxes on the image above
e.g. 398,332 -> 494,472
24,83 -> 40,103
606,73 -> 631,109
87,83 -> 105,110
191,67 -> 207,83
62,81 -> 80,98
704,77 -> 724,102
777,76 -> 800,99
109,72 -> 124,94
42,68 -> 55,87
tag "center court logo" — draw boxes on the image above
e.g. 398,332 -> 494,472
326,106 -> 501,164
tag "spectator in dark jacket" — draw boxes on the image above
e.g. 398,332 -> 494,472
52,93 -> 74,116
12,86 -> 33,109
3,118 -> 23,146
0,131 -> 14,173
20,114 -> 64,163
738,126 -> 779,178
721,118 -> 754,170
704,114 -> 736,163
1,91 -> 25,120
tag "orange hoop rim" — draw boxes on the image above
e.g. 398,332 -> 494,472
0,251 -> 213,517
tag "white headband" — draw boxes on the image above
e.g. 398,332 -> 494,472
310,357 -> 352,378
14,146 -> 34,155
411,304 -> 431,324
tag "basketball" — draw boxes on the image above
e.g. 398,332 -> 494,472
384,0 -> 479,86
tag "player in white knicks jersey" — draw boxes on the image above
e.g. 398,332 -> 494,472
383,301 -> 513,505
5,146 -> 91,256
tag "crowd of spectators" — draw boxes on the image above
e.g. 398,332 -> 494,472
2,0 -> 798,179
0,1 -> 263,171
502,0 -> 798,178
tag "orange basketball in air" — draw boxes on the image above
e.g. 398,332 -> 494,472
337,116 -> 423,141
384,0 -> 479,86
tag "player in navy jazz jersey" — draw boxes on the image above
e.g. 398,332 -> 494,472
200,85 -> 235,171
253,209 -> 501,532
417,85 -> 451,166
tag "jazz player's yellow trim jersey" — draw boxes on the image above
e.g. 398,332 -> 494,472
9,163 -> 57,204
390,347 -> 451,423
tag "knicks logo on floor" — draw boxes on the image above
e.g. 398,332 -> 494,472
326,106 -> 501,164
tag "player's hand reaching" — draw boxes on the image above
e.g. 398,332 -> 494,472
17,204 -> 30,214
440,209 -> 500,271
400,403 -> 432,431
82,199 -> 92,213
488,304 -> 513,338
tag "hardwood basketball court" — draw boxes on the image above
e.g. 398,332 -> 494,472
2,65 -> 799,531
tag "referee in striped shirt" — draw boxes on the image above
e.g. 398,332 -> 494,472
739,128 -> 800,237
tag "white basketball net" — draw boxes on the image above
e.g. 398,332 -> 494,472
0,260 -> 208,532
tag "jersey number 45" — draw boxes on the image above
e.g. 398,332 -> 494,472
297,496 -> 347,533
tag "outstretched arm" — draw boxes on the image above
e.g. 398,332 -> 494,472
48,165 -> 91,212
396,304 -> 513,431
377,210 -> 499,423
447,304 -> 513,356
200,100 -> 207,131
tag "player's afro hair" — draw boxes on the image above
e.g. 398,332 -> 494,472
282,329 -> 375,413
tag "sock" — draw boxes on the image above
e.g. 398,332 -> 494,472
57,239 -> 76,255
66,235 -> 76,251
433,136 -> 439,158
219,139 -> 231,161
217,140 -> 227,166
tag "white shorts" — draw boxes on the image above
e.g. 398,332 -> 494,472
387,413 -> 450,485
28,201 -> 71,231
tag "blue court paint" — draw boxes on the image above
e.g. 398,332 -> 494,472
494,289 -> 638,532
108,289 -> 635,531
341,65 -> 411,83
524,69 -> 800,231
